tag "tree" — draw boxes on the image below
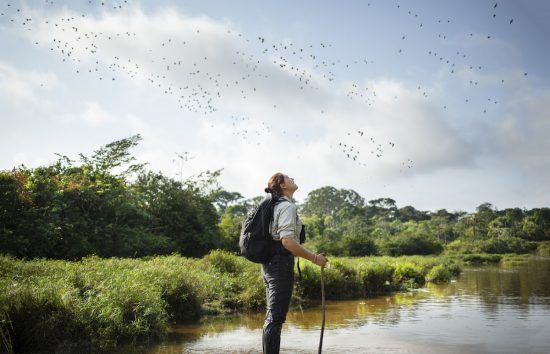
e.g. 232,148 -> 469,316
340,216 -> 376,256
367,198 -> 398,220
210,190 -> 244,215
489,216 -> 517,239
397,205 -> 430,222
503,208 -> 524,237
76,134 -> 148,178
218,209 -> 243,253
301,186 -> 364,218
430,209 -> 459,221
474,203 -> 498,238
0,136 -> 225,259
132,170 -> 222,257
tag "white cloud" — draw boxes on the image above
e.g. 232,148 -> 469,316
185,77 -> 477,200
3,3 -> 549,210
81,101 -> 115,126
14,7 -> 503,191
491,88 -> 550,173
0,61 -> 58,113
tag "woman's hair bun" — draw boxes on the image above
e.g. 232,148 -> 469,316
264,187 -> 272,193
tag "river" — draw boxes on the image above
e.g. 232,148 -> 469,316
117,256 -> 550,353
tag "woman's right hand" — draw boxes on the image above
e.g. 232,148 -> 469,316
314,252 -> 328,267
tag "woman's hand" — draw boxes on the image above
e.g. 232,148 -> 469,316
314,252 -> 328,267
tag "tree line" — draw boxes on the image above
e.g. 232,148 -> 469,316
1,135 -> 549,260
220,187 -> 549,256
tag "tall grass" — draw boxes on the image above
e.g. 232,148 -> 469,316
536,241 -> 550,256
0,251 -> 462,352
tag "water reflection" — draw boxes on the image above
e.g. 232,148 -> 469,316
117,256 -> 550,354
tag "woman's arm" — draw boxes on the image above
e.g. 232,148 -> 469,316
281,238 -> 327,267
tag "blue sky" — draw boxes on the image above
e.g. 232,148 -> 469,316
1,0 -> 549,212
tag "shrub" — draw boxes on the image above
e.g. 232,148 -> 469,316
392,262 -> 425,289
460,253 -> 502,265
203,249 -> 244,275
479,236 -> 537,254
426,264 -> 452,283
536,242 -> 550,256
445,239 -> 477,254
0,278 -> 82,353
377,233 -> 444,256
356,260 -> 396,295
340,233 -> 377,256
501,254 -> 531,267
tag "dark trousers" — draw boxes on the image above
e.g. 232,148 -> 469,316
261,251 -> 294,354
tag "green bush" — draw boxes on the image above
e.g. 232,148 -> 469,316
356,261 -> 396,295
392,262 -> 425,289
377,233 -> 444,256
479,236 -> 537,254
460,253 -> 502,265
236,267 -> 265,311
340,233 -> 377,256
445,239 -> 476,254
426,264 -> 452,283
140,255 -> 205,322
0,277 -> 82,353
501,254 -> 531,267
321,260 -> 363,299
536,241 -> 550,256
203,249 -> 244,275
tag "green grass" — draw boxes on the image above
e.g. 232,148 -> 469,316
536,241 -> 550,257
453,253 -> 503,265
0,251 -> 462,352
501,253 -> 532,267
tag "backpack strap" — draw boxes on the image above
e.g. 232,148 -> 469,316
296,224 -> 305,282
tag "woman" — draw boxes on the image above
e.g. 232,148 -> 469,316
262,172 -> 328,354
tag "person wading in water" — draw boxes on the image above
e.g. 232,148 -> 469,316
262,172 -> 328,354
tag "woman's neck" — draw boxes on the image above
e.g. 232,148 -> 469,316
282,191 -> 294,199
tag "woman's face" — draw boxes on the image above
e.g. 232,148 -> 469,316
282,174 -> 298,191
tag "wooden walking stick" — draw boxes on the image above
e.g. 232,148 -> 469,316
318,263 -> 326,354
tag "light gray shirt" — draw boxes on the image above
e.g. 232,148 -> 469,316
269,195 -> 302,243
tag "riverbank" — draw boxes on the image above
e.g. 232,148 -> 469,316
4,246 -> 548,353
136,256 -> 550,354
0,250 -> 465,352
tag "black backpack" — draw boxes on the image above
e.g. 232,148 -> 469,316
239,195 -> 286,263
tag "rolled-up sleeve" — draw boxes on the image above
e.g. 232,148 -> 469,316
277,203 -> 297,239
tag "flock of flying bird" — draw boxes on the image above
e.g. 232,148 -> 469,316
1,0 -> 527,175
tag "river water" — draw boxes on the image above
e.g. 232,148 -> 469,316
119,256 -> 550,353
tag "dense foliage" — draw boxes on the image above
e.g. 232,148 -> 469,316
218,187 -> 549,257
0,135 -> 222,260
1,135 -> 549,260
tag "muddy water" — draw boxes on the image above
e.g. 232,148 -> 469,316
119,256 -> 550,353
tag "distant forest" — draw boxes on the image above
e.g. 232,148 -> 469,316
1,135 -> 549,260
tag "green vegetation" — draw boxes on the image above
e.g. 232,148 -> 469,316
0,135 -> 223,260
536,241 -> 550,256
1,136 -> 549,261
0,251 -> 462,352
219,189 -> 550,258
1,136 -> 549,351
500,253 -> 532,267
454,253 -> 503,265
